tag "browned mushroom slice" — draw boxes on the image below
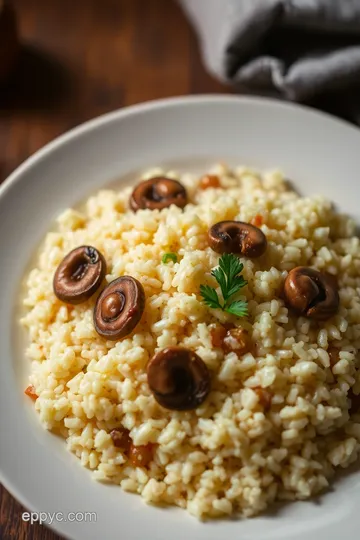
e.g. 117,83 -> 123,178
147,347 -> 211,411
94,276 -> 145,340
208,221 -> 267,258
130,177 -> 187,211
283,267 -> 339,321
53,246 -> 106,304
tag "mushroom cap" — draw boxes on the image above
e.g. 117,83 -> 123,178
208,220 -> 267,258
130,177 -> 187,211
53,246 -> 106,304
94,276 -> 145,340
147,347 -> 211,411
283,266 -> 339,321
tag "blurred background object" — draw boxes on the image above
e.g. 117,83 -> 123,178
179,0 -> 360,124
0,1 -> 19,84
0,0 -> 228,188
0,0 -> 359,190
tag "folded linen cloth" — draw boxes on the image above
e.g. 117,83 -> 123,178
179,0 -> 360,123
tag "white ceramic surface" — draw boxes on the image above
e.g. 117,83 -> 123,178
1,95 -> 360,540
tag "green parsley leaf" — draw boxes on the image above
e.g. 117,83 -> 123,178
199,285 -> 222,310
219,253 -> 244,285
162,252 -> 178,264
212,253 -> 247,302
211,266 -> 227,300
200,253 -> 248,318
225,275 -> 247,303
225,300 -> 249,317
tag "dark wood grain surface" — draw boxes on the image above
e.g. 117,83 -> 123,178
0,0 -> 229,538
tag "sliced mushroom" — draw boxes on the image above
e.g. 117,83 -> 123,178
53,246 -> 106,304
130,177 -> 187,211
94,276 -> 145,340
283,266 -> 339,321
208,221 -> 267,258
147,347 -> 211,411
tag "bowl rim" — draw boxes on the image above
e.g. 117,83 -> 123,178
0,93 -> 358,206
1,93 -> 359,540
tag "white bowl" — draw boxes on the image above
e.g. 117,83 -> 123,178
1,96 -> 360,540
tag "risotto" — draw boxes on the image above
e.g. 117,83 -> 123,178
21,164 -> 360,519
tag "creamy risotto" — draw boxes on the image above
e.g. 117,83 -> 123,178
21,164 -> 360,519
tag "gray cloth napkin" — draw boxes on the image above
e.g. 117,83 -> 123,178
179,0 -> 360,123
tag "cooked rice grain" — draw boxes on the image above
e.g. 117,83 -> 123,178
21,164 -> 360,518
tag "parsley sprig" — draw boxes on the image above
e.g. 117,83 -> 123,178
200,253 -> 248,317
162,252 -> 178,264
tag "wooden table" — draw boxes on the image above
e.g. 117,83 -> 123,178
0,0 -> 228,538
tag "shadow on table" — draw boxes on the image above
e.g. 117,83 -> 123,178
0,44 -> 72,114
